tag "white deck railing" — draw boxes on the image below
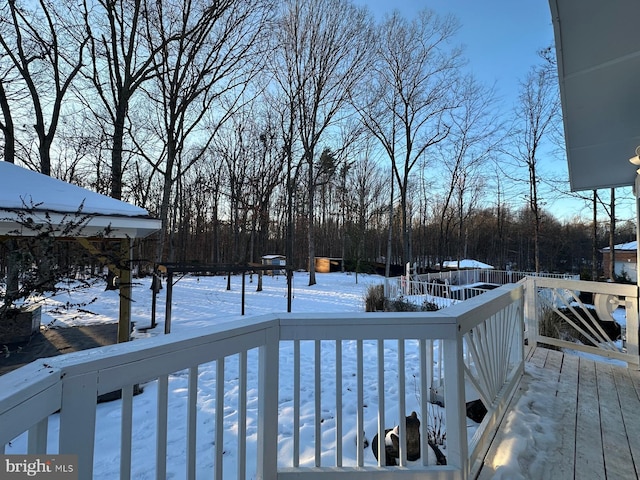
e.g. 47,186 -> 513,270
524,277 -> 639,367
386,269 -> 578,303
0,284 -> 524,480
397,269 -> 579,288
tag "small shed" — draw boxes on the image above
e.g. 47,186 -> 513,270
601,241 -> 637,282
314,257 -> 343,273
261,254 -> 286,275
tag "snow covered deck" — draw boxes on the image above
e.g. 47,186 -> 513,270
478,346 -> 640,479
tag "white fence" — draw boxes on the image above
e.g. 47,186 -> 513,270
408,269 -> 578,287
0,285 -> 524,480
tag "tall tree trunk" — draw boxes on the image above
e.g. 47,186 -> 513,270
385,174 -> 394,278
308,154 -> 317,286
111,101 -> 128,200
0,83 -> 16,164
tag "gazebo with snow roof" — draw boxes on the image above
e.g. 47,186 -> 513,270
0,162 -> 161,342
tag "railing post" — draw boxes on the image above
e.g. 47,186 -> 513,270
626,295 -> 639,367
257,326 -> 279,479
524,277 -> 538,346
443,335 -> 468,478
59,371 -> 98,480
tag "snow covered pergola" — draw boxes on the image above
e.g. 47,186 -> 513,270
0,162 -> 161,342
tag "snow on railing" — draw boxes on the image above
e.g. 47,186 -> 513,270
0,285 -> 524,480
524,277 -> 639,367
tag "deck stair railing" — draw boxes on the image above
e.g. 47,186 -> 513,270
0,284 -> 524,480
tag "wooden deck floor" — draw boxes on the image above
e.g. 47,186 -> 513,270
477,347 -> 640,480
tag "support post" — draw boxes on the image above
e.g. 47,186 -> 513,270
287,268 -> 293,313
242,271 -> 246,316
164,271 -> 173,334
118,239 -> 132,343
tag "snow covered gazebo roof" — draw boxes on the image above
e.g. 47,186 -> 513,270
0,162 -> 160,238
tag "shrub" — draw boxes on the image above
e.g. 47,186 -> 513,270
384,296 -> 419,312
364,284 -> 385,312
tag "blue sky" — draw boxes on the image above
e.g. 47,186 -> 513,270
355,0 -> 638,222
358,0 -> 555,107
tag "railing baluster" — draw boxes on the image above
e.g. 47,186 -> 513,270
376,339 -> 385,467
238,351 -> 247,480
187,366 -> 198,480
120,385 -> 133,480
315,339 -> 321,467
156,374 -> 168,480
215,359 -> 224,480
335,340 -> 342,467
293,340 -> 300,467
419,339 -> 429,466
27,418 -> 47,454
356,339 -> 364,467
398,338 -> 406,466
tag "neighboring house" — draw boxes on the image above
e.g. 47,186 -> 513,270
601,241 -> 638,282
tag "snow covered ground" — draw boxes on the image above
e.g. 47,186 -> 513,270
5,271 -> 557,479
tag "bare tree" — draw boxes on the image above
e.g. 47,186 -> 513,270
143,0 -> 271,262
0,0 -> 88,175
83,0 -> 175,200
511,61 -> 560,273
349,152 -> 386,282
273,0 -> 373,285
0,72 -> 18,164
357,9 -> 463,266
435,75 -> 502,266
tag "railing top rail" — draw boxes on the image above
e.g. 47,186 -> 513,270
444,284 -> 524,334
0,361 -> 60,413
278,311 -> 460,341
529,277 -> 638,296
27,315 -> 280,385
0,362 -> 63,445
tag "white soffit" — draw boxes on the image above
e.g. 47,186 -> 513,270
549,0 -> 640,191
